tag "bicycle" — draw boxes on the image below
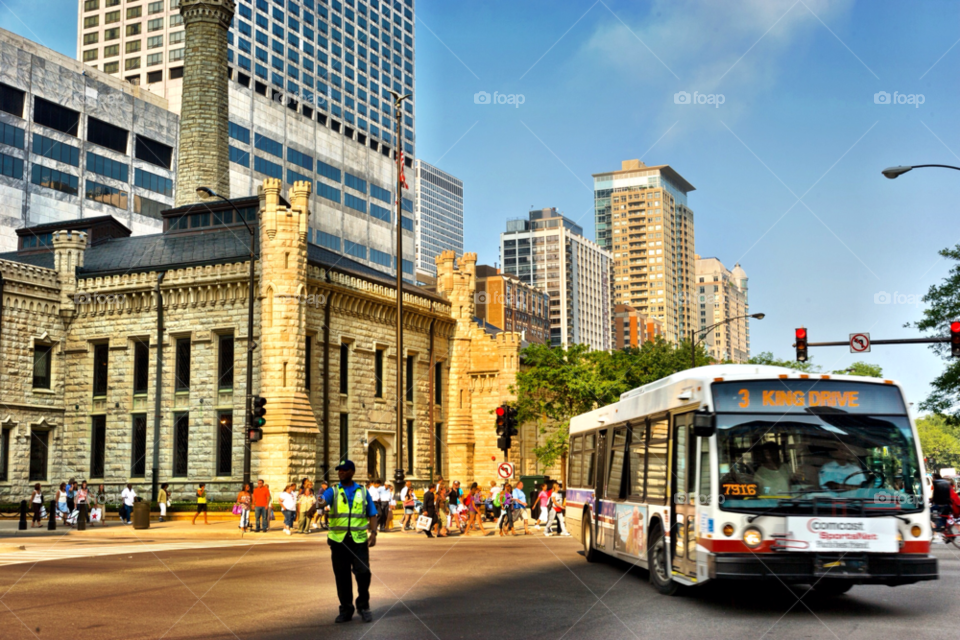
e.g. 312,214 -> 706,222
931,505 -> 960,548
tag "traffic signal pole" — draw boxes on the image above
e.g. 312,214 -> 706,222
793,324 -> 957,363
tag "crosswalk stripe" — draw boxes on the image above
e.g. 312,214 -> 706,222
0,539 -> 292,567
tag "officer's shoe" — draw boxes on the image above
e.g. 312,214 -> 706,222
335,607 -> 354,623
358,609 -> 373,623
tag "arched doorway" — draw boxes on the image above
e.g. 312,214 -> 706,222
367,439 -> 386,481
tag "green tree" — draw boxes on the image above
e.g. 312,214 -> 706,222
916,414 -> 960,471
831,361 -> 883,378
747,351 -> 820,372
909,245 -> 960,420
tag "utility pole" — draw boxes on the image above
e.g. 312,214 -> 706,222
391,90 -> 411,488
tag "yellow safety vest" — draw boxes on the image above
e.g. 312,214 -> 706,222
327,484 -> 369,544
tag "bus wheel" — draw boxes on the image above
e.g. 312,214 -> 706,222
648,523 -> 678,596
812,581 -> 853,596
583,511 -> 601,563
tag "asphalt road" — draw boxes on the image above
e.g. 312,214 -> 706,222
0,530 -> 956,640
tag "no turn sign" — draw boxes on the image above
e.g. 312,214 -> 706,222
850,333 -> 871,353
497,462 -> 515,479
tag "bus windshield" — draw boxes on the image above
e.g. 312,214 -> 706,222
712,380 -> 923,515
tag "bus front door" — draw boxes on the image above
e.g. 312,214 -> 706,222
594,429 -> 609,549
671,412 -> 697,578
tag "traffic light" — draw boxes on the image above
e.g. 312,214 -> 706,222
249,395 -> 267,442
496,404 -> 513,453
496,405 -> 507,436
795,328 -> 808,362
951,321 -> 960,357
506,406 -> 519,437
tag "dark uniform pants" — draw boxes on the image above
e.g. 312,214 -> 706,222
329,537 -> 371,612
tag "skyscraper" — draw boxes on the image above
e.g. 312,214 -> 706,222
75,0 -> 418,278
414,159 -> 462,278
500,208 -> 612,350
593,159 -> 695,344
696,256 -> 751,362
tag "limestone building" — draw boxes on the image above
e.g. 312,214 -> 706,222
695,256 -> 751,362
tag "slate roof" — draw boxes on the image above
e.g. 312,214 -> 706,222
0,226 -> 447,304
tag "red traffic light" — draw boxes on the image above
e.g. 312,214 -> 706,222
795,328 -> 807,340
496,406 -> 505,417
951,321 -> 960,333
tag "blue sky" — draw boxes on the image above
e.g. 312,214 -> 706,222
2,0 -> 960,408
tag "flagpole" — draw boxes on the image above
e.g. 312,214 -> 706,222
392,90 -> 411,490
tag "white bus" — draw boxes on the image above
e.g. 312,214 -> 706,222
566,364 -> 937,595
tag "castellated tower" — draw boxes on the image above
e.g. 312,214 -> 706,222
256,179 -> 317,488
175,0 -> 235,207
52,230 -> 87,318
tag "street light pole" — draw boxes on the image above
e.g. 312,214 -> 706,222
390,90 -> 411,488
690,313 -> 765,369
196,187 -> 256,486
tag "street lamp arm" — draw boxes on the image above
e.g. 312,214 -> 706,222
690,312 -> 763,369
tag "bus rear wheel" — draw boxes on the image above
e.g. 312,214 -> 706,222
648,522 -> 679,596
583,511 -> 601,563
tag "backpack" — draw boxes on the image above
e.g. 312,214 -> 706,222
493,493 -> 502,507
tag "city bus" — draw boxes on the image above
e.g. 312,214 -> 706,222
565,364 -> 938,595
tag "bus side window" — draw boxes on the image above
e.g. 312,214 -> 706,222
699,437 -> 711,505
646,418 -> 669,505
628,422 -> 647,500
584,434 -> 596,487
570,436 -> 582,486
606,427 -> 628,500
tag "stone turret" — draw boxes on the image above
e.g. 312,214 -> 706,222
175,0 -> 235,207
256,179 -> 315,488
52,230 -> 86,317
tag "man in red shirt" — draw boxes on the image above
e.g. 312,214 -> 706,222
253,479 -> 272,533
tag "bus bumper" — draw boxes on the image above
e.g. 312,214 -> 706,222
710,553 -> 938,585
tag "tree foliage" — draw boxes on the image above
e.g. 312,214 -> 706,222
514,338 -> 712,473
746,352 -> 883,378
909,245 -> 960,419
916,413 -> 960,471
831,361 -> 884,378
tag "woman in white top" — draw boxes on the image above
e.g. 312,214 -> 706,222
30,483 -> 44,527
56,483 -> 69,523
279,483 -> 297,535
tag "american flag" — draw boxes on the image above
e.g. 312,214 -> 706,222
398,150 -> 409,190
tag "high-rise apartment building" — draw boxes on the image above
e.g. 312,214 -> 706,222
474,265 -> 550,344
74,0 -> 418,278
696,256 -> 750,362
414,159 -> 462,278
500,208 -> 612,350
593,159 -> 695,344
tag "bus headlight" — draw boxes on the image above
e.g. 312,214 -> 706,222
911,525 -> 922,538
722,523 -> 734,537
743,527 -> 763,548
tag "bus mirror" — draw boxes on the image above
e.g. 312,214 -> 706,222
693,412 -> 716,437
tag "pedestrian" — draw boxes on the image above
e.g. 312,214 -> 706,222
489,481 -> 502,521
236,483 -> 253,533
30,483 -> 43,527
320,460 -> 378,623
76,481 -> 90,522
382,483 -> 395,532
498,483 -> 515,536
296,487 -> 316,534
435,485 -> 450,537
536,483 -> 551,531
92,483 -> 106,527
512,481 -> 531,535
531,483 -> 542,526
253,479 -> 272,533
158,483 -> 169,523
422,483 -> 437,538
192,483 -> 209,525
447,481 -> 462,532
463,483 -> 479,535
280,483 -> 297,535
319,481 -> 330,529
66,478 -> 76,513
120,483 -> 136,525
56,482 -> 69,523
548,482 -> 570,536
400,480 -> 415,531
370,479 -> 385,531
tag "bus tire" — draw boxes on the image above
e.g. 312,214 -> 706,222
812,580 -> 853,596
583,510 -> 601,563
648,521 -> 679,596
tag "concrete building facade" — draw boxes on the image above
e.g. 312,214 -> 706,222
413,159 -> 462,278
474,264 -> 550,345
695,256 -> 750,363
500,208 -> 612,350
594,159 -> 696,344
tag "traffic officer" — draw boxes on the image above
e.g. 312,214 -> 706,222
319,460 -> 379,623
